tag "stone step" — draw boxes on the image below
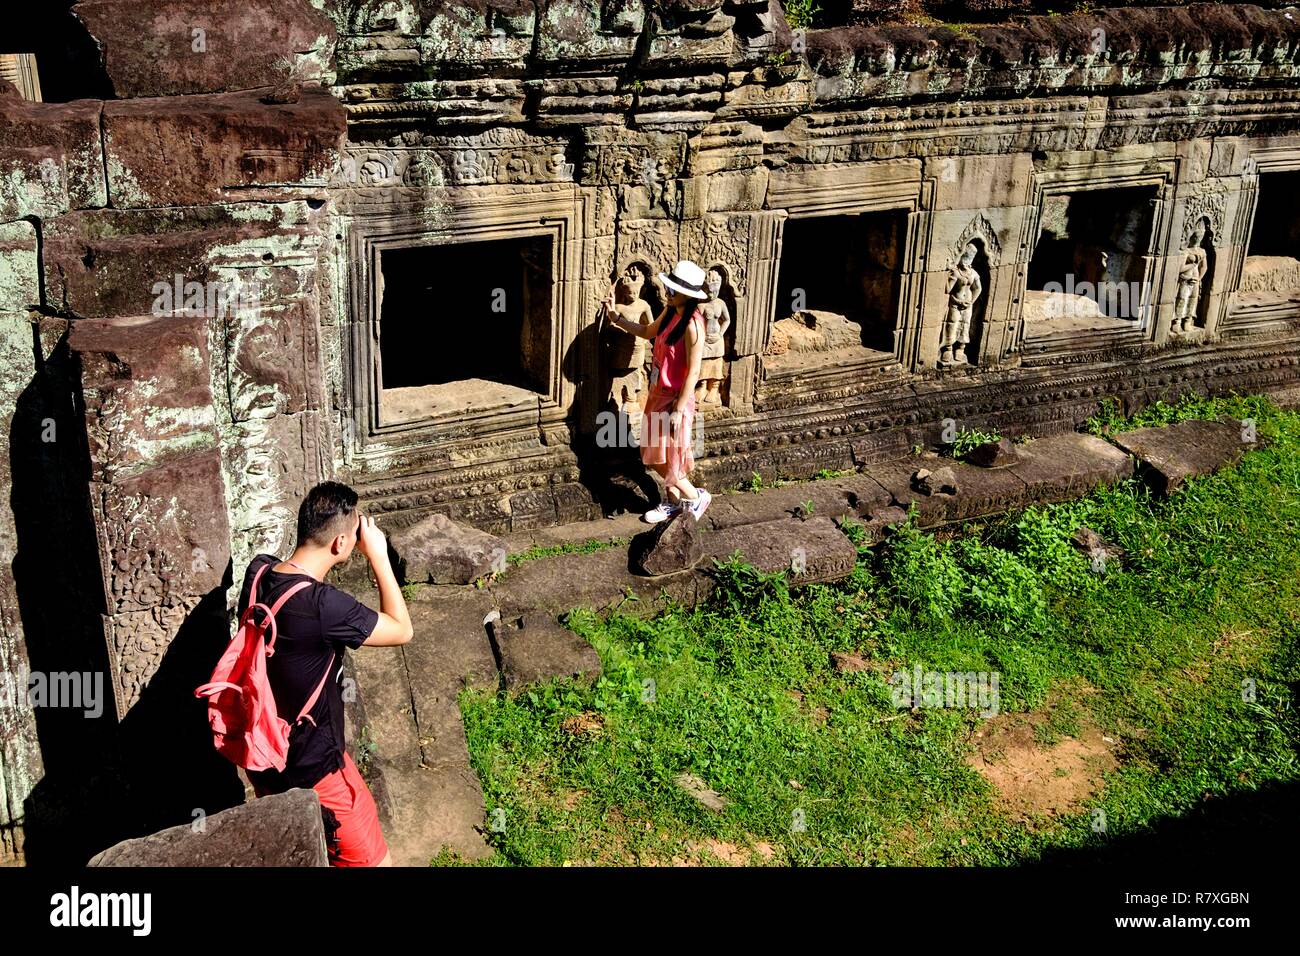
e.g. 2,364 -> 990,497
487,611 -> 603,693
349,589 -> 498,865
1110,418 -> 1253,494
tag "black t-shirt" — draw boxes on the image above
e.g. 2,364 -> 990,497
237,554 -> 379,791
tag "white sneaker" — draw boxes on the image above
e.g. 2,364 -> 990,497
685,489 -> 712,521
642,501 -> 682,524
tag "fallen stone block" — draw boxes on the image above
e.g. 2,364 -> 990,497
487,611 -> 603,692
914,466 -> 959,496
859,504 -> 909,543
1071,526 -> 1124,567
705,474 -> 888,531
1006,433 -> 1132,505
703,515 -> 858,585
674,772 -> 727,813
489,545 -> 706,618
1110,419 -> 1252,494
965,436 -> 1020,468
629,510 -> 703,576
938,465 -> 1028,523
391,512 -> 509,585
862,457 -> 949,526
88,789 -> 327,866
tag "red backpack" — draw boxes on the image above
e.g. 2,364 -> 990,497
195,562 -> 335,772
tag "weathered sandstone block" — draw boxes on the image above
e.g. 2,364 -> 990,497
630,510 -> 704,575
488,611 -> 603,692
391,513 -> 509,585
0,96 -> 107,217
43,203 -> 322,319
102,88 -> 346,207
74,0 -> 337,98
1111,419 -> 1252,494
88,789 -> 328,866
70,313 -> 219,481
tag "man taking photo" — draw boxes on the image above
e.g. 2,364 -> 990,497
236,481 -> 414,867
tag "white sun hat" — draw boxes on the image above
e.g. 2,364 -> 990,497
658,259 -> 709,300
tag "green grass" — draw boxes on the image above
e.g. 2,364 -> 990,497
456,396 -> 1300,866
505,537 -> 628,568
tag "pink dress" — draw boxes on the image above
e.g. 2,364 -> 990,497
640,307 -> 703,487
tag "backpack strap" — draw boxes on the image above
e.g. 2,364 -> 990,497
269,579 -> 314,616
294,652 -> 337,728
254,562 -> 314,656
253,559 -> 337,727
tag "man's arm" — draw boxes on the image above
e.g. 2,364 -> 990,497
356,515 -> 414,646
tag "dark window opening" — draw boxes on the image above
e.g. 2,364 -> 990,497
1240,171 -> 1300,304
1247,171 -> 1300,258
1025,186 -> 1157,329
378,236 -> 553,419
774,210 -> 906,356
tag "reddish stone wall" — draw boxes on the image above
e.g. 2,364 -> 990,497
1,0 -> 1299,863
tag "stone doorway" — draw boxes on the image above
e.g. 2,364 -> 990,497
377,235 -> 555,425
1023,185 -> 1158,344
766,210 -> 906,375
1239,170 -> 1300,312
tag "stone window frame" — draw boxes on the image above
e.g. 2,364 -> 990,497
1017,155 -> 1176,353
342,186 -> 583,462
761,161 -> 928,381
0,54 -> 41,101
1224,147 -> 1300,336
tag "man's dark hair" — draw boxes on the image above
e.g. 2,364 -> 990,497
297,481 -> 360,548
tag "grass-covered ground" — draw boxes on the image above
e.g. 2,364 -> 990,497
452,394 -> 1299,866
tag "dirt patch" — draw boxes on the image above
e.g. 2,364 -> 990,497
674,837 -> 780,866
967,709 -> 1119,825
561,711 -> 604,736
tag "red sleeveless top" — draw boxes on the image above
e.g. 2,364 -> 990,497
652,307 -> 704,393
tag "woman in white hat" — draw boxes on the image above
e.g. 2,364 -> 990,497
603,259 -> 713,523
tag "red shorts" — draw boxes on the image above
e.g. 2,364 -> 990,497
312,753 -> 389,867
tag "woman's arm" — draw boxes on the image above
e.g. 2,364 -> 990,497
605,292 -> 665,339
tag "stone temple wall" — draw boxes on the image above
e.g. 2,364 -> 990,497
1,0 -> 1299,861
